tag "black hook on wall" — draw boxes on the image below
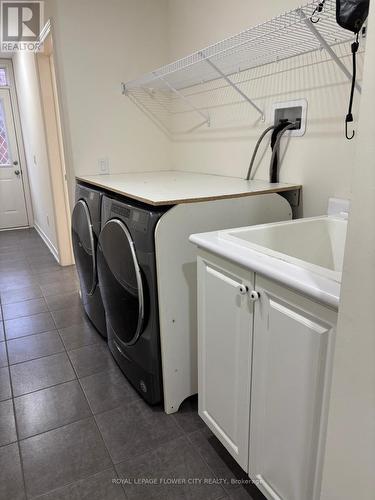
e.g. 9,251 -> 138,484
345,115 -> 355,140
310,0 -> 327,24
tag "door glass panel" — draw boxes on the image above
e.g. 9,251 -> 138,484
72,201 -> 96,296
0,69 -> 8,86
98,219 -> 144,345
0,99 -> 11,166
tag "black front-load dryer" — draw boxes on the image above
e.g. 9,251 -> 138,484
98,195 -> 169,404
71,183 -> 107,338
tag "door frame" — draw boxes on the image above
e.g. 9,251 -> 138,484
36,21 -> 74,265
0,58 -> 34,231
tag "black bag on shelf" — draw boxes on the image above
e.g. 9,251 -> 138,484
335,0 -> 370,139
336,0 -> 369,32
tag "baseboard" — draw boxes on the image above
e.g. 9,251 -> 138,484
33,222 -> 60,263
0,226 -> 30,232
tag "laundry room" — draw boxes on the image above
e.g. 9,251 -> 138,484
0,1 -> 374,500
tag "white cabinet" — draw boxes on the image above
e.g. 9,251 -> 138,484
197,252 -> 337,500
197,252 -> 254,470
249,276 -> 336,500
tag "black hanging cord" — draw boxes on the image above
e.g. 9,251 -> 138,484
345,33 -> 359,140
310,0 -> 326,23
270,121 -> 292,183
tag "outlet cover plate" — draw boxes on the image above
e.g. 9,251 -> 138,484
98,157 -> 110,175
271,98 -> 308,137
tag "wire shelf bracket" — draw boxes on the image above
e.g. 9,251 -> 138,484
122,77 -> 211,133
152,73 -> 211,127
198,52 -> 265,120
298,8 -> 362,93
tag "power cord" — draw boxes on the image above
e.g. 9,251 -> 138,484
269,121 -> 299,183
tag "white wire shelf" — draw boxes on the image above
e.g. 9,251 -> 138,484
122,0 -> 362,135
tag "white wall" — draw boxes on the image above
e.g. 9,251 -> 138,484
13,51 -> 58,252
46,0 -> 170,203
320,0 -> 375,497
167,0 -> 363,217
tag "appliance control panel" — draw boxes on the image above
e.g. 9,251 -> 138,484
109,202 -> 149,233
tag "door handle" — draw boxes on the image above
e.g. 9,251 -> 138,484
14,170 -> 20,176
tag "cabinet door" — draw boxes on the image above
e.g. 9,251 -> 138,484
197,253 -> 254,471
249,276 -> 336,500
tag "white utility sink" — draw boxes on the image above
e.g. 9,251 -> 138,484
219,216 -> 348,282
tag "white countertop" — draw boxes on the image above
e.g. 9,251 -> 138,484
76,171 -> 301,206
190,229 -> 341,309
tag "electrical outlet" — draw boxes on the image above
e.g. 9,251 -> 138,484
98,157 -> 110,175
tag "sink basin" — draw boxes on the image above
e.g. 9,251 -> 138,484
219,216 -> 347,281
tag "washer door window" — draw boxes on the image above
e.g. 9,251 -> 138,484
98,219 -> 144,346
72,200 -> 96,296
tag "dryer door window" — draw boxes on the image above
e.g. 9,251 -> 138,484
98,219 -> 144,346
72,200 -> 97,296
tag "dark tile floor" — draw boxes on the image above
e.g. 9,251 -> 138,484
0,228 -> 265,500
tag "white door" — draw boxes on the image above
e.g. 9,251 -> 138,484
249,276 -> 336,500
197,253 -> 254,471
0,88 -> 28,229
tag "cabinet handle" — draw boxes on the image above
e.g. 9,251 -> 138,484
249,290 -> 260,302
238,285 -> 248,295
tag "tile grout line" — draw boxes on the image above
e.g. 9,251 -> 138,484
10,367 -> 77,400
1,292 -> 82,321
5,325 -> 55,342
11,413 -> 92,447
4,315 -> 86,342
0,287 -> 44,306
2,269 -> 79,294
0,267 -> 77,290
1,297 -> 49,321
1,284 -> 79,304
6,342 -> 66,368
